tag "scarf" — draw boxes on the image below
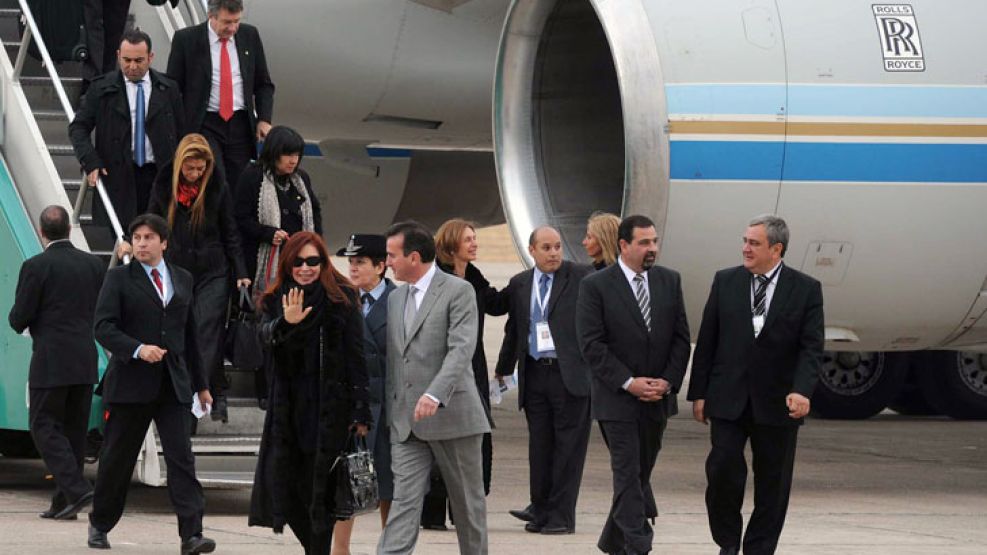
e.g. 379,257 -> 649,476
176,180 -> 200,208
254,170 -> 315,290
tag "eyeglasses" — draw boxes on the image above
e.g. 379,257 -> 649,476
293,256 -> 324,268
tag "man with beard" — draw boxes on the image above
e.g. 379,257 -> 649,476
576,215 -> 691,555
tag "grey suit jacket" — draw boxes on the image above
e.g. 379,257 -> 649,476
386,268 -> 490,442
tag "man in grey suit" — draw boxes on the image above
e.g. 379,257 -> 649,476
377,221 -> 489,555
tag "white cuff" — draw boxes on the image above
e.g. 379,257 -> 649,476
621,377 -> 634,391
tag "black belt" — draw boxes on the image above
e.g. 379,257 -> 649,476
526,356 -> 557,366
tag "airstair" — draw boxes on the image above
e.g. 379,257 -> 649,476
0,0 -> 264,487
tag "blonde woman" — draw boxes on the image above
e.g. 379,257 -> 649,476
582,211 -> 620,270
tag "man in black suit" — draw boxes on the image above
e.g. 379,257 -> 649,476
494,226 -> 593,535
577,214 -> 691,555
688,214 -> 824,555
69,29 -> 185,242
167,0 -> 275,196
8,206 -> 104,521
88,214 -> 215,554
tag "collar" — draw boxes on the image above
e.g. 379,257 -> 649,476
617,256 -> 647,283
363,277 -> 387,300
139,259 -> 167,276
532,266 -> 555,285
410,263 -> 437,294
752,259 -> 784,281
127,72 -> 151,87
44,238 -> 72,250
208,23 -> 234,46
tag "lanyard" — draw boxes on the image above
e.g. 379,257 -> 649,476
750,263 -> 783,307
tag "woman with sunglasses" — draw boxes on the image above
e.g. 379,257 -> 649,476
248,232 -> 371,554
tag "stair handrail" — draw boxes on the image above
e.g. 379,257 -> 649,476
14,0 -> 129,265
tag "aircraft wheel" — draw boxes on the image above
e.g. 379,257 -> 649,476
915,351 -> 987,420
812,351 -> 907,419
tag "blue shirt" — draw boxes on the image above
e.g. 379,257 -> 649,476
133,259 -> 173,359
361,278 -> 387,316
529,267 -> 556,359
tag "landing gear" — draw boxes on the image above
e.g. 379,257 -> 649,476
812,351 -> 908,419
913,351 -> 987,420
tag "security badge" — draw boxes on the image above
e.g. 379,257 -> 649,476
752,315 -> 765,337
536,321 -> 555,352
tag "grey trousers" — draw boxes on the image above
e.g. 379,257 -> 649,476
377,433 -> 487,554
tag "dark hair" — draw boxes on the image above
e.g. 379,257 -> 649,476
618,214 -> 655,244
263,231 -> 354,307
369,256 -> 387,279
120,28 -> 152,53
208,0 -> 243,14
129,213 -> 170,242
39,205 -> 69,241
257,126 -> 305,176
385,221 -> 436,263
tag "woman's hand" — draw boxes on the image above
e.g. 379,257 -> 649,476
351,423 -> 369,437
272,229 -> 289,246
281,287 -> 312,324
115,240 -> 133,259
236,278 -> 252,290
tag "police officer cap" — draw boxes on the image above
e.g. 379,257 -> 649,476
336,234 -> 386,258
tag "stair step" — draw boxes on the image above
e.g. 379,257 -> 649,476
62,178 -> 83,191
33,109 -> 67,121
156,435 -> 262,455
20,75 -> 83,86
47,144 -> 74,156
0,8 -> 21,19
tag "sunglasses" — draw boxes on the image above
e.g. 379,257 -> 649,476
293,256 -> 324,268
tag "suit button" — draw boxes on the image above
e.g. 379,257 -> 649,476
404,358 -> 409,364
406,383 -> 412,389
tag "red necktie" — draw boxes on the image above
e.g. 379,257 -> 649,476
151,268 -> 164,298
219,38 -> 234,121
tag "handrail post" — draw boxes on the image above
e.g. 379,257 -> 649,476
71,178 -> 89,226
12,23 -> 30,79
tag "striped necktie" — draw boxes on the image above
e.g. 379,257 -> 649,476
752,274 -> 770,316
634,273 -> 651,332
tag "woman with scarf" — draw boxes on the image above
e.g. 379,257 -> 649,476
582,211 -> 620,270
236,125 -> 323,294
133,133 -> 250,422
248,231 -> 370,554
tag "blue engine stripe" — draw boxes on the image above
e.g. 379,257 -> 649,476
670,141 -> 987,183
666,84 -> 987,119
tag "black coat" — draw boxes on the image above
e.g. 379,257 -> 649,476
576,263 -> 691,422
687,265 -> 824,426
146,161 -> 248,281
93,261 -> 202,403
235,163 -> 322,281
68,68 -> 185,228
362,279 -> 396,450
166,22 -> 275,135
494,261 -> 593,409
8,242 -> 105,388
249,290 -> 370,533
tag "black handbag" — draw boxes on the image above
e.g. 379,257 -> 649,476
225,286 -> 265,372
329,432 -> 380,520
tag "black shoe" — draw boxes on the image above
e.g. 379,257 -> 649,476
524,522 -> 543,533
54,491 -> 93,520
509,508 -> 535,522
211,396 -> 228,423
421,523 -> 448,531
181,534 -> 216,554
88,525 -> 110,549
40,508 -> 77,520
719,547 -> 739,555
540,525 -> 574,535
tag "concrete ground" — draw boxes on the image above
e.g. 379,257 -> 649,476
2,259 -> 986,554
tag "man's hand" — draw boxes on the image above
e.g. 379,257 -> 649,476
256,120 -> 272,140
139,345 -> 167,363
627,377 -> 663,402
236,278 -> 252,290
115,241 -> 133,260
414,395 -> 439,422
787,393 -> 811,419
198,389 -> 213,410
282,288 -> 312,324
693,399 -> 708,424
351,423 -> 369,437
87,168 -> 107,187
654,378 -> 672,397
272,229 -> 289,246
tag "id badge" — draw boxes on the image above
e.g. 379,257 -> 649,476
535,321 -> 556,352
752,315 -> 765,337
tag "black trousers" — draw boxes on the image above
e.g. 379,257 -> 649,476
284,453 -> 332,554
89,379 -> 204,541
705,405 -> 799,555
29,385 -> 93,505
524,358 -> 591,530
201,110 -> 253,199
597,417 -> 666,554
190,272 -> 230,395
102,162 -> 156,243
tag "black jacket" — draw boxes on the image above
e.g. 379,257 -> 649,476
146,160 -> 248,281
167,22 -> 275,135
687,265 -> 824,426
577,263 -> 691,422
8,242 -> 105,388
68,68 -> 184,228
94,261 -> 202,403
494,261 -> 593,409
363,279 -> 396,450
235,163 -> 322,281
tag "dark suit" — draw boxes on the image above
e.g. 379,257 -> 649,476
8,241 -> 104,510
364,278 -> 396,500
167,22 -> 275,195
687,264 -> 823,554
577,262 -> 690,554
494,261 -> 593,531
90,261 -> 206,541
69,69 -> 184,235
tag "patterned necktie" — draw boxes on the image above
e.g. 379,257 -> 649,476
528,274 -> 551,358
752,274 -> 770,316
134,81 -> 146,166
634,273 -> 651,332
151,268 -> 164,299
362,293 -> 374,315
404,285 -> 418,336
219,38 -> 234,121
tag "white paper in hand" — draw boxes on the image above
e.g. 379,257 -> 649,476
191,393 -> 211,419
489,373 -> 518,405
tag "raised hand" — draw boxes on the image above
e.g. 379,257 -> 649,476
282,287 -> 313,324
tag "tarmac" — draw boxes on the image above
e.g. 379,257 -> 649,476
1,259 -> 986,554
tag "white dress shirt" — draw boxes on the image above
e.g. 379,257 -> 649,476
207,24 -> 245,113
408,263 -> 438,309
133,259 -> 173,358
750,260 -> 784,315
617,257 -> 651,391
125,73 -> 155,163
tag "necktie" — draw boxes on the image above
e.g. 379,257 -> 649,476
529,274 -> 551,358
134,81 -> 146,166
404,285 -> 418,336
151,268 -> 164,299
752,274 -> 770,316
634,273 -> 651,332
362,293 -> 375,307
219,38 -> 234,121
